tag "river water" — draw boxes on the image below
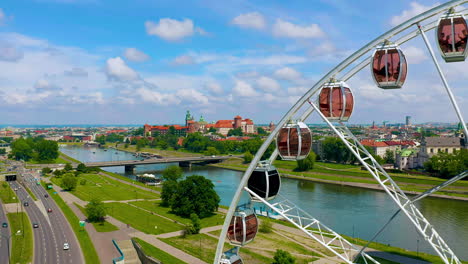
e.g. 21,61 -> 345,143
60,145 -> 468,260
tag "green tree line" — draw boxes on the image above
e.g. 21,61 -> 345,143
9,137 -> 59,162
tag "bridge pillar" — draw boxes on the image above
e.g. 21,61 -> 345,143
124,165 -> 136,173
178,161 -> 192,168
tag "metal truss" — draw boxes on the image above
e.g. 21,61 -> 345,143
244,187 -> 380,264
308,101 -> 461,264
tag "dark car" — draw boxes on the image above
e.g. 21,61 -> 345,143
47,208 -> 52,213
33,223 -> 39,228
2,222 -> 7,228
44,194 -> 49,198
23,202 -> 29,206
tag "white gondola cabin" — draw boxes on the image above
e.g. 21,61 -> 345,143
318,80 -> 354,122
371,43 -> 407,89
227,208 -> 258,246
437,10 -> 468,62
220,247 -> 243,264
247,162 -> 280,201
276,121 -> 312,161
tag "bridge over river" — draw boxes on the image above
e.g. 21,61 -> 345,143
83,155 -> 235,172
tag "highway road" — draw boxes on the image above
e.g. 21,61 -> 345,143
0,197 -> 11,264
20,171 -> 83,264
10,180 -> 60,264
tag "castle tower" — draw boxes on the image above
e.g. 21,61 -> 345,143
234,115 -> 242,129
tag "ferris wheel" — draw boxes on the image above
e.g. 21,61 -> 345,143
214,1 -> 468,264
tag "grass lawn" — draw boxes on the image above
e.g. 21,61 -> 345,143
106,202 -> 182,235
129,200 -> 225,228
100,170 -> 162,192
75,203 -> 119,232
45,184 -> 100,264
26,156 -> 70,164
0,181 -> 18,203
7,212 -> 33,264
133,238 -> 187,264
51,173 -> 159,201
59,152 -> 82,163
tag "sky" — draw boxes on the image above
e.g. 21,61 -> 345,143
0,0 -> 467,125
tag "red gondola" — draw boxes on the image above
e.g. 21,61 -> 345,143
227,208 -> 258,246
371,43 -> 407,89
436,10 -> 468,62
318,80 -> 354,122
247,162 -> 280,200
276,122 -> 312,161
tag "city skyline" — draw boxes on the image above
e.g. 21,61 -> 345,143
0,0 -> 467,124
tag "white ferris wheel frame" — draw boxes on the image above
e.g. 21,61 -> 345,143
215,1 -> 468,264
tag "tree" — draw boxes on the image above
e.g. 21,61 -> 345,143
424,149 -> 467,178
227,128 -> 243,136
295,151 -> 316,171
64,163 -> 73,171
95,135 -> 106,145
10,138 -> 33,161
0,148 -> 6,155
61,173 -> 78,191
322,137 -> 352,164
42,167 -> 52,174
171,175 -> 220,218
257,127 -> 267,135
204,147 -> 220,156
259,220 -> 273,233
384,149 -> 395,164
272,249 -> 296,264
132,127 -> 144,136
243,151 -> 253,163
85,198 -> 106,222
77,163 -> 87,173
185,213 -> 201,235
208,127 -> 217,133
160,166 -> 184,206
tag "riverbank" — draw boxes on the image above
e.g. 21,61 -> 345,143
211,162 -> 468,202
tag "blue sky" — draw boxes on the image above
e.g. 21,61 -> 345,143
0,0 -> 466,125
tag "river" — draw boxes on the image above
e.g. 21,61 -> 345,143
60,145 -> 468,260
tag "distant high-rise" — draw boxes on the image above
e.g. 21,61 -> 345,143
406,116 -> 411,126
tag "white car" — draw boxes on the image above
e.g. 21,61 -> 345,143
63,243 -> 70,250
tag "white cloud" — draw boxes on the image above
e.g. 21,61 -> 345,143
205,82 -> 223,94
256,76 -> 280,92
272,19 -> 325,39
0,44 -> 23,62
172,55 -> 195,65
390,2 -> 438,26
231,12 -> 266,30
145,18 -> 200,41
287,86 -> 308,95
274,67 -> 302,81
136,88 -> 180,105
404,46 -> 427,64
64,67 -> 88,77
105,57 -> 139,81
124,48 -> 150,62
233,80 -> 258,97
177,89 -> 209,105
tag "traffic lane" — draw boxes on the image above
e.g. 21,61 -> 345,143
10,181 -> 60,264
0,199 -> 11,264
28,177 -> 82,264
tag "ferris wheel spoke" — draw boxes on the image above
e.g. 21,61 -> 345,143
305,101 -> 462,264
243,187 -> 381,264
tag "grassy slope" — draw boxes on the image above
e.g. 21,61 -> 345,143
75,203 -> 119,232
106,202 -> 182,235
7,212 -> 33,264
133,238 -> 187,264
45,184 -> 100,264
0,181 -> 18,203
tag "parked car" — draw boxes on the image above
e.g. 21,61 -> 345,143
2,222 -> 7,228
33,223 -> 39,228
63,243 -> 70,250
